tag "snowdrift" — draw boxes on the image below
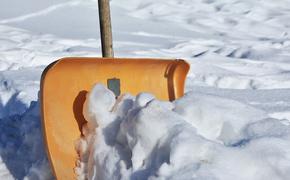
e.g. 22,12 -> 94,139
75,84 -> 290,180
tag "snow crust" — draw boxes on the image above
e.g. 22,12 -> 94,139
75,84 -> 290,180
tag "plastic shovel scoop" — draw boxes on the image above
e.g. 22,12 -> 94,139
40,57 -> 190,179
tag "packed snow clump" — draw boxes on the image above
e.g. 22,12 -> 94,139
75,84 -> 290,180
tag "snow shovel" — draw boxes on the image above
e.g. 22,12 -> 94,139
40,0 -> 190,179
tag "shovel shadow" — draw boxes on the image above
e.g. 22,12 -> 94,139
73,90 -> 88,135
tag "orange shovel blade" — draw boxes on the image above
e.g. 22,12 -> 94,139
40,57 -> 190,179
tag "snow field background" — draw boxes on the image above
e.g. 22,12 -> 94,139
0,0 -> 290,179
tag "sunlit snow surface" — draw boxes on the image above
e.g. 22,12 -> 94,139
0,0 -> 290,179
75,84 -> 290,180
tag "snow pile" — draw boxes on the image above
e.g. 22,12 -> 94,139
75,84 -> 290,180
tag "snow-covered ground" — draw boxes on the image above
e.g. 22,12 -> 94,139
0,0 -> 290,179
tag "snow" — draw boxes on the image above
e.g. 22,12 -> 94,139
0,0 -> 289,179
75,84 -> 290,180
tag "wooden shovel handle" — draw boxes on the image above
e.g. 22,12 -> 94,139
98,0 -> 114,57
